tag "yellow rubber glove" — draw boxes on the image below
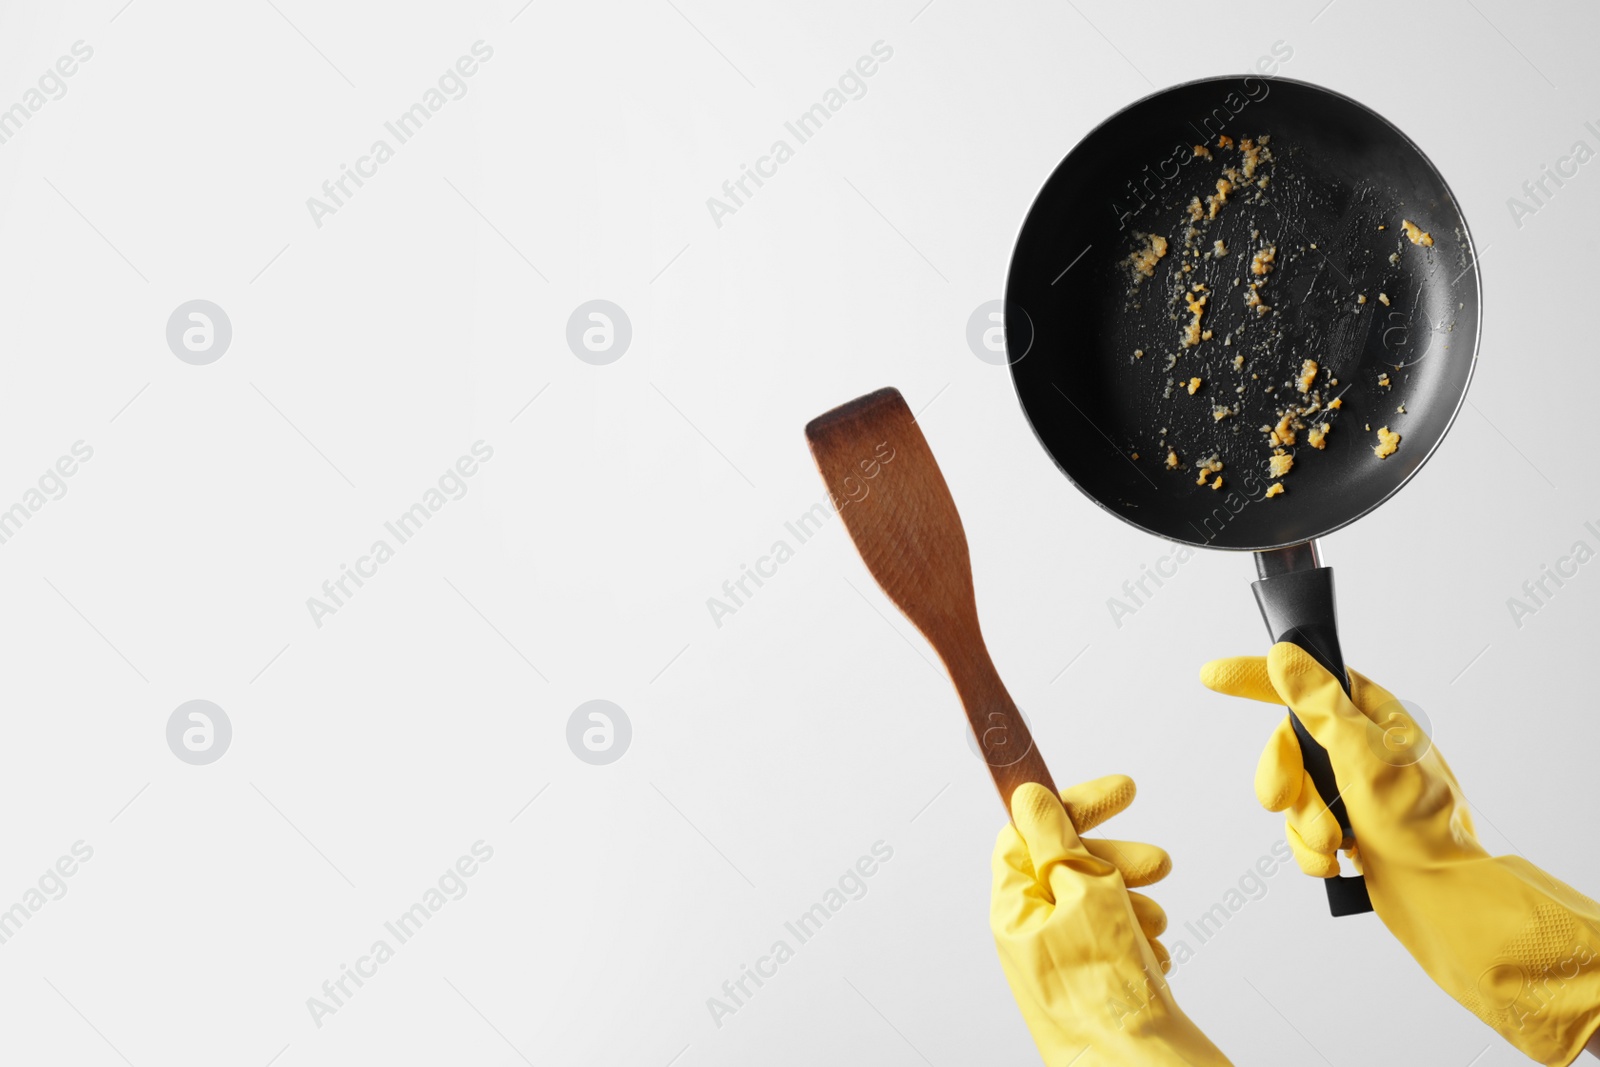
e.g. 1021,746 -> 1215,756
1202,642 -> 1600,1065
992,776 -> 1232,1066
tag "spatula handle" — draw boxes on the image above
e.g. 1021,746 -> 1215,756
1251,564 -> 1373,918
948,644 -> 1057,810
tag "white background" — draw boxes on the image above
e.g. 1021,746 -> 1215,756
0,0 -> 1595,1064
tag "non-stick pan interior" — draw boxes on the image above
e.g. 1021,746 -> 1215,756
1007,77 -> 1479,550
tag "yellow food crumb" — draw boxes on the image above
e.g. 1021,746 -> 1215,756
1193,144 -> 1212,159
1193,455 -> 1224,485
1211,477 -> 1224,490
1269,412 -> 1297,447
1214,239 -> 1228,257
1239,138 -> 1262,178
1329,397 -> 1343,410
1265,482 -> 1284,498
1128,233 -> 1169,279
1357,294 -> 1367,304
1397,403 -> 1406,413
1374,426 -> 1401,459
1378,292 -> 1390,306
1206,178 -> 1232,219
1181,290 -> 1208,347
1217,134 -> 1234,149
1297,359 -> 1318,393
1232,354 -> 1245,370
1166,449 -> 1180,469
1134,348 -> 1144,359
1131,453 -> 1139,460
1188,197 -> 1204,221
1269,449 -> 1294,477
1251,245 -> 1277,276
1244,283 -> 1270,315
1187,376 -> 1202,395
1213,406 -> 1234,421
1378,373 -> 1391,387
1400,219 -> 1433,247
1308,423 -> 1329,449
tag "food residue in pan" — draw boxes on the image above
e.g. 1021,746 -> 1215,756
1239,137 -> 1266,178
1297,359 -> 1318,393
1113,129 -> 1436,490
1244,283 -> 1270,315
1207,178 -> 1233,219
1126,233 -> 1169,282
1400,219 -> 1433,247
1181,288 -> 1208,347
1373,426 -> 1401,459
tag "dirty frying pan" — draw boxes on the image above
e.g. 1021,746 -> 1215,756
1006,77 -> 1480,916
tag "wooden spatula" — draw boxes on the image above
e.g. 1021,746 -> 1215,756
805,387 -> 1057,811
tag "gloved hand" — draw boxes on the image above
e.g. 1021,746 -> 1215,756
992,776 -> 1232,1066
1202,642 -> 1600,1066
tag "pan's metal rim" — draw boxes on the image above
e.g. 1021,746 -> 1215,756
1003,73 -> 1482,553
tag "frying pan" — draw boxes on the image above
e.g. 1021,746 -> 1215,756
1005,76 -> 1480,916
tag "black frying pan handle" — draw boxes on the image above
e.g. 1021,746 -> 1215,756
1251,560 -> 1373,918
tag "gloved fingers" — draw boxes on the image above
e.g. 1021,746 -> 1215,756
1265,643 -> 1367,747
993,820 -> 1033,879
1255,716 -> 1305,812
1347,667 -> 1399,719
1199,655 -> 1278,705
1344,844 -> 1365,877
1011,780 -> 1082,852
1059,774 -> 1137,835
1285,770 -> 1345,854
1206,655 -> 1399,725
1284,817 -> 1341,878
991,820 -> 1054,935
1009,782 -> 1118,900
1082,838 -> 1172,888
1127,890 -> 1168,940
1149,935 -> 1172,975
